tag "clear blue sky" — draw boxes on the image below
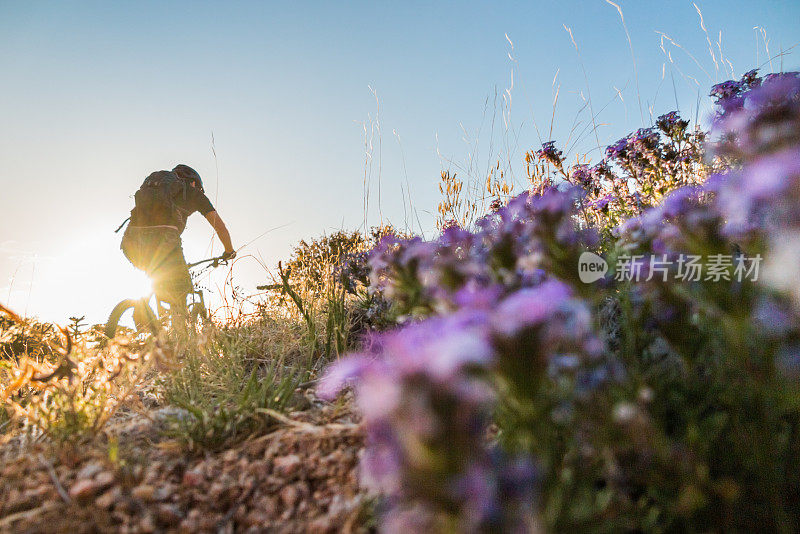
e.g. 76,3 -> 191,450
1,0 -> 798,323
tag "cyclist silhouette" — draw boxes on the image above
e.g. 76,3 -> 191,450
119,164 -> 235,320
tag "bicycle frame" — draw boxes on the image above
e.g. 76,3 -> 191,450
150,287 -> 206,319
105,256 -> 226,338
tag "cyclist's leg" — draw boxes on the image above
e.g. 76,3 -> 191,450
151,235 -> 193,332
121,226 -> 149,271
118,228 -> 161,334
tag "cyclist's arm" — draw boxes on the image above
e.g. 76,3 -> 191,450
204,211 -> 234,254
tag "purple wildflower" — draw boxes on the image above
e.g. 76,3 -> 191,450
317,353 -> 376,401
656,111 -> 689,138
588,194 -> 615,211
605,137 -> 629,160
710,79 -> 742,102
741,68 -> 760,85
590,160 -> 612,180
490,280 -> 573,336
453,283 -> 503,310
535,141 -> 564,166
571,164 -> 592,188
661,185 -> 702,219
441,218 -> 459,231
629,127 -> 660,152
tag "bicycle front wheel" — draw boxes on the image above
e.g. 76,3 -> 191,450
105,298 -> 158,338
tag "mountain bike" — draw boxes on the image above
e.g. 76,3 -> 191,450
104,255 -> 228,338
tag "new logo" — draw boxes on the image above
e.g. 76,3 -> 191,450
578,251 -> 608,283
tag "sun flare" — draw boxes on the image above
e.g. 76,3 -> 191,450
15,229 -> 161,324
128,269 -> 154,299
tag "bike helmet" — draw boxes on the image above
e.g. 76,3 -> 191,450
172,164 -> 204,193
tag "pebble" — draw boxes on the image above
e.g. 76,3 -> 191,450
309,516 -> 333,534
95,487 -> 121,509
76,462 -> 104,480
273,454 -> 301,478
95,470 -> 115,489
139,512 -> 156,533
280,485 -> 299,508
156,503 -> 183,526
153,484 -> 175,502
132,484 -> 155,501
70,479 -> 107,501
182,469 -> 204,487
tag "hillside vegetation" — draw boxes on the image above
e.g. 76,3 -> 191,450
2,70 -> 800,533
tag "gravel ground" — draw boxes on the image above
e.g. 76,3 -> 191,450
0,394 -> 370,533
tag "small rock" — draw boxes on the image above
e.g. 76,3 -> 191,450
245,510 -> 270,527
22,485 -> 52,500
328,495 -> 347,517
154,406 -> 191,423
156,503 -> 183,526
4,491 -> 39,515
132,484 -> 155,501
308,517 -> 332,534
274,455 -> 301,478
153,484 -> 175,501
69,479 -> 102,502
131,465 -> 144,480
179,509 -> 202,533
76,462 -> 103,480
144,462 -> 162,483
182,469 -> 204,487
280,485 -> 298,508
95,471 -> 115,489
139,512 -> 156,533
112,495 -> 136,515
95,487 -> 121,509
208,482 -> 225,502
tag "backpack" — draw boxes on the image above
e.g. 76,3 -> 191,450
131,170 -> 188,228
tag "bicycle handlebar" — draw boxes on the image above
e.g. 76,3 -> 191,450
187,255 -> 229,269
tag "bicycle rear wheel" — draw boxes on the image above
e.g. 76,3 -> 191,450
105,298 -> 158,338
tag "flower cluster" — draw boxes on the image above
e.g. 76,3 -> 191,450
367,186 -> 599,320
321,281 -> 603,531
528,110 -> 708,236
335,249 -> 371,294
608,70 -> 800,378
535,141 -> 564,167
655,111 -> 690,139
709,68 -> 762,113
708,71 -> 800,308
711,71 -> 800,164
323,69 -> 800,532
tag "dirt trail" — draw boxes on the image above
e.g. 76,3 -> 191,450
0,397 -> 368,533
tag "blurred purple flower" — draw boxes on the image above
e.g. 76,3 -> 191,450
491,280 -> 572,336
453,283 -> 503,310
317,354 -> 377,401
662,185 -> 702,219
712,71 -> 800,160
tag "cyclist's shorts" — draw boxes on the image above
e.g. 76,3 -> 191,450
121,226 -> 193,299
